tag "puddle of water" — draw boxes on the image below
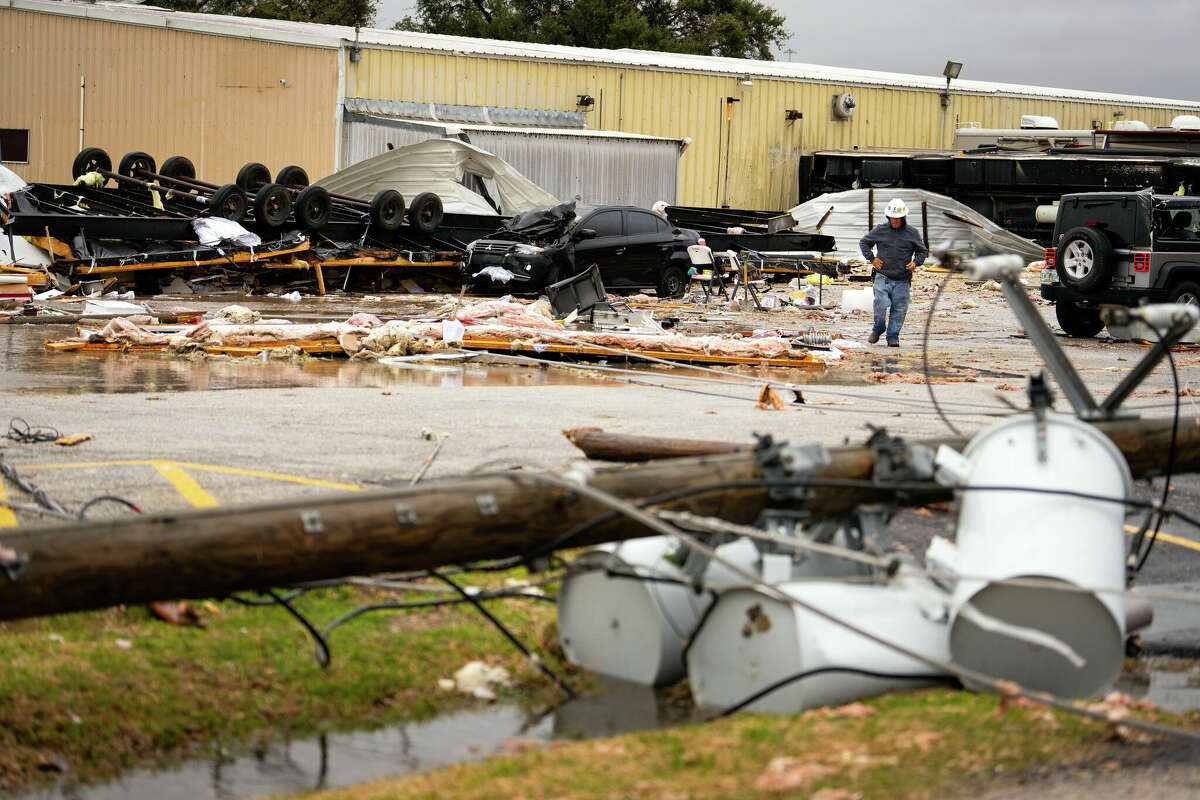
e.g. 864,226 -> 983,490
12,678 -> 694,800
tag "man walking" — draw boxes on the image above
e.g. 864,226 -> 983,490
859,198 -> 927,347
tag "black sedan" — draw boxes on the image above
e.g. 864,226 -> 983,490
463,202 -> 701,298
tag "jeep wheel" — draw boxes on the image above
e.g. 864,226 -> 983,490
1056,227 -> 1113,292
657,265 -> 686,299
1171,281 -> 1200,307
1055,302 -> 1104,338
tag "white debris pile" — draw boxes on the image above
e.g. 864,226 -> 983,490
438,661 -> 514,701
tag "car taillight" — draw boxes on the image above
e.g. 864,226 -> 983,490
1132,251 -> 1151,272
1044,247 -> 1056,268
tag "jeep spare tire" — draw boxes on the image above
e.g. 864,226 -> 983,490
1056,227 -> 1113,292
1055,301 -> 1104,338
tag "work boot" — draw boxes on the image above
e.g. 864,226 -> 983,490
887,339 -> 899,348
868,332 -> 880,344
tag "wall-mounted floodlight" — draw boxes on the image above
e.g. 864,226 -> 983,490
576,94 -> 595,108
940,60 -> 962,107
784,109 -> 803,121
739,75 -> 753,87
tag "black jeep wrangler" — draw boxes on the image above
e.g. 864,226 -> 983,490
1040,189 -> 1200,337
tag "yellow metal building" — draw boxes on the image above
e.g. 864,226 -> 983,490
3,0 -> 1199,210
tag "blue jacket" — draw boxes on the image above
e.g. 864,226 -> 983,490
859,223 -> 928,282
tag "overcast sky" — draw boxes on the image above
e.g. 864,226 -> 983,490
372,0 -> 1198,101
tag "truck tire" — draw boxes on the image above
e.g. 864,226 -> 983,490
369,189 -> 406,231
274,165 -> 309,189
72,147 -> 111,179
1055,301 -> 1104,338
658,265 -> 686,299
1055,227 -> 1113,292
236,162 -> 272,192
160,156 -> 197,182
295,185 -> 331,230
118,151 -> 157,179
1170,281 -> 1200,307
254,183 -> 292,227
408,192 -> 443,233
209,183 -> 247,221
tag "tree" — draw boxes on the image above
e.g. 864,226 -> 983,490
395,0 -> 789,60
156,0 -> 377,29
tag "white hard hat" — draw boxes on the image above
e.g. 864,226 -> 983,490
884,198 -> 909,218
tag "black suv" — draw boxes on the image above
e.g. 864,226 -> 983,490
463,201 -> 701,298
1041,190 -> 1200,336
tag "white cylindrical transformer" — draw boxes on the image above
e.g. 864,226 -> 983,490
686,581 -> 951,714
949,411 -> 1131,698
557,537 -> 710,687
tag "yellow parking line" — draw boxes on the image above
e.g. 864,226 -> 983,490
0,482 -> 17,527
169,462 -> 363,492
17,460 -> 362,492
153,461 -> 219,508
1125,524 -> 1200,554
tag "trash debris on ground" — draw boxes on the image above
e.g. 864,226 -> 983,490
441,661 -> 513,701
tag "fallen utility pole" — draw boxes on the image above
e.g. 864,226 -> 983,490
0,416 -> 1197,624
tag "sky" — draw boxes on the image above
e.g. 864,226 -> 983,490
371,0 -> 1199,101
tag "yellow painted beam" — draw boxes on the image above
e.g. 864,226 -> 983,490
153,461 -> 218,508
0,481 -> 17,527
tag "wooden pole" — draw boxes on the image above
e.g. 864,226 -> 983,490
0,416 -> 1197,623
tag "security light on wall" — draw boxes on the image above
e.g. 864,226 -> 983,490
940,60 -> 962,107
576,94 -> 595,108
739,75 -> 753,87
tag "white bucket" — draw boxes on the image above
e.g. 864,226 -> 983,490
687,581 -> 951,714
841,286 -> 874,313
948,411 -> 1130,698
557,537 -> 710,687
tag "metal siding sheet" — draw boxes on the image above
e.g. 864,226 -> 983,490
0,7 -> 338,184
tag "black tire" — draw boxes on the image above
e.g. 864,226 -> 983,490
118,151 -> 157,179
407,191 -> 443,233
369,189 -> 406,231
1055,227 -> 1113,292
235,162 -> 272,192
72,147 -> 111,179
657,265 -> 686,299
274,165 -> 310,189
209,183 -> 247,221
1055,301 -> 1104,338
1170,280 -> 1200,307
253,183 -> 292,227
295,185 -> 331,230
159,156 -> 197,182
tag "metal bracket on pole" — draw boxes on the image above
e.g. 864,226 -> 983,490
1098,305 -> 1200,415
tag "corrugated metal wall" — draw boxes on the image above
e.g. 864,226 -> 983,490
0,7 -> 338,184
343,114 -> 680,207
349,48 -> 1192,211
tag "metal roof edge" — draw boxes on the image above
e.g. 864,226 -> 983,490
5,0 -> 1198,110
1,0 -> 343,49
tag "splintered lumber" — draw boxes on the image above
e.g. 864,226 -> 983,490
0,415 -> 1196,623
456,336 -> 824,369
563,427 -> 749,462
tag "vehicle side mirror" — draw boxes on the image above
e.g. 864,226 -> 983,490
575,228 -> 597,240
672,228 -> 682,235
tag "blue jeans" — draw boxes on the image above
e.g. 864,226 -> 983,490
872,273 -> 911,342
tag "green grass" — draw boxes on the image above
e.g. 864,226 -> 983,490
0,574 -> 569,792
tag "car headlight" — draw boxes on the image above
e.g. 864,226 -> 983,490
512,244 -> 545,256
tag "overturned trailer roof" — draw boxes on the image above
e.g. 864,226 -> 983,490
316,138 -> 559,216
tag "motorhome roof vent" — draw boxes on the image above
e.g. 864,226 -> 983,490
1020,115 -> 1059,130
1171,114 -> 1200,130
1112,120 -> 1150,131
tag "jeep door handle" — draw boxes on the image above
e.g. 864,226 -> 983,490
614,247 -> 626,255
